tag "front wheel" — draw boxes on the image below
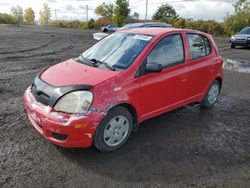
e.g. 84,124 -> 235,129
94,106 -> 133,152
230,43 -> 236,48
201,80 -> 221,108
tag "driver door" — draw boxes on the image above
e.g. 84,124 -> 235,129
139,33 -> 190,119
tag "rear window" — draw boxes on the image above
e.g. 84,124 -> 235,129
187,34 -> 211,59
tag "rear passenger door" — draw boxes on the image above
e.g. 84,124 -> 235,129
186,33 -> 216,98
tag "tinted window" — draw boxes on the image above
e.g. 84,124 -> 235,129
147,34 -> 184,68
187,34 -> 207,59
145,24 -> 160,27
239,28 -> 250,34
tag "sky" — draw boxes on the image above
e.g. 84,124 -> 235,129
0,0 -> 238,22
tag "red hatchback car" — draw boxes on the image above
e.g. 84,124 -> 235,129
23,28 -> 223,152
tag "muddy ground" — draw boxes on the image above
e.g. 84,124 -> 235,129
0,26 -> 249,188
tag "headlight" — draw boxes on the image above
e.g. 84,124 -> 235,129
231,36 -> 236,40
54,91 -> 93,114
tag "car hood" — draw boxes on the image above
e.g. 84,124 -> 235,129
40,59 -> 119,87
234,34 -> 250,38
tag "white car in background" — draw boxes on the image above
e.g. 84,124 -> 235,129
101,24 -> 118,32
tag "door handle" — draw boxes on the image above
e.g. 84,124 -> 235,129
207,66 -> 215,72
180,75 -> 188,82
209,68 -> 215,72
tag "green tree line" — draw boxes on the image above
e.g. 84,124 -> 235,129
1,0 -> 249,36
0,13 -> 17,25
0,3 -> 50,25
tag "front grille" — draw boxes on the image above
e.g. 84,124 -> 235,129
236,38 -> 246,41
31,84 -> 50,106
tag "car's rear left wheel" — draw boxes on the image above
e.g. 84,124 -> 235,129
94,106 -> 133,152
201,80 -> 221,108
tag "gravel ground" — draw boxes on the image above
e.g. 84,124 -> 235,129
0,26 -> 249,188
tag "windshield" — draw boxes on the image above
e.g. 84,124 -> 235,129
239,28 -> 250,35
82,33 -> 153,70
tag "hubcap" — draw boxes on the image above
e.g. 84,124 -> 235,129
103,115 -> 130,147
208,83 -> 219,104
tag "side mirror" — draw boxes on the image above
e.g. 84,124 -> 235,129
145,63 -> 163,73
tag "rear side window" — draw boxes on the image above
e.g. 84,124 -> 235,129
204,37 -> 211,54
187,34 -> 211,59
147,34 -> 184,68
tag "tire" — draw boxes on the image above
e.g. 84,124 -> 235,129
103,28 -> 108,33
200,80 -> 221,108
230,43 -> 236,48
94,106 -> 133,152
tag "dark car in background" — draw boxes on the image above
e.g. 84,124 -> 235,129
229,27 -> 250,48
117,22 -> 172,31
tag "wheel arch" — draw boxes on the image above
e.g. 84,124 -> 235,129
201,76 -> 223,102
108,103 -> 139,132
215,76 -> 223,92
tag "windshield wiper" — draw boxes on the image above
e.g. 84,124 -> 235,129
77,55 -> 97,67
90,58 -> 116,71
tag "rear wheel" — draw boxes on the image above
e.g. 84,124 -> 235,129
103,28 -> 108,33
94,106 -> 133,152
201,80 -> 221,108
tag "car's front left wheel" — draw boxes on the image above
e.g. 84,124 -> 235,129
94,106 -> 133,152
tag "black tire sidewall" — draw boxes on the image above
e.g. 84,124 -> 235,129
201,80 -> 220,108
94,106 -> 133,152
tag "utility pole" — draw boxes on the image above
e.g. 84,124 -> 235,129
86,4 -> 88,22
55,9 -> 57,21
145,0 -> 148,22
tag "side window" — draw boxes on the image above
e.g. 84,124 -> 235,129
204,37 -> 211,55
147,34 -> 184,68
187,34 -> 207,59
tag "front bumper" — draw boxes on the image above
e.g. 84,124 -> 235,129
23,87 -> 105,148
230,39 -> 250,47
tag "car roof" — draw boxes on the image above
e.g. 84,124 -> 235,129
118,27 -> 207,37
122,22 -> 170,28
125,22 -> 167,25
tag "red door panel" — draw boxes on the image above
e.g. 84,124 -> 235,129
139,63 -> 189,118
186,56 -> 216,98
184,33 -> 218,100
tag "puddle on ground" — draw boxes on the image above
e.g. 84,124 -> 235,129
223,59 -> 250,73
